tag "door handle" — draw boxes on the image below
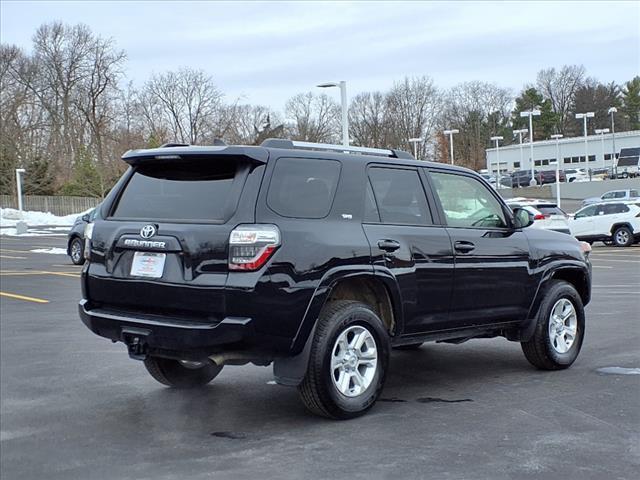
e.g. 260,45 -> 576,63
454,241 -> 475,253
377,239 -> 401,252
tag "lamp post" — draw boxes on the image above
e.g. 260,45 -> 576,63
408,137 -> 424,160
443,129 -> 459,165
317,81 -> 348,146
595,128 -> 610,167
490,136 -> 504,189
520,109 -> 541,185
550,134 -> 563,207
513,128 -> 528,170
575,112 -> 595,178
15,168 -> 25,216
608,107 -> 617,174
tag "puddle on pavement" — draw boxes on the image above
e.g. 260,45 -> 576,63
596,367 -> 640,375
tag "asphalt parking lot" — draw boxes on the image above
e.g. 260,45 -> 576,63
1,234 -> 639,480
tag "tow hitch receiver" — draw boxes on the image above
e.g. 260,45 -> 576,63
122,328 -> 150,360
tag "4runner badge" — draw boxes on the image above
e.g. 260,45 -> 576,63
140,225 -> 157,239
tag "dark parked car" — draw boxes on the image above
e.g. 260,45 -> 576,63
537,169 -> 566,185
510,170 -> 537,187
79,140 -> 592,419
67,207 -> 99,265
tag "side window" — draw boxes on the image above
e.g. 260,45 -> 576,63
602,192 -> 615,199
614,191 -> 626,198
630,190 -> 639,197
368,167 -> 431,225
575,205 -> 596,218
267,157 -> 341,219
430,172 -> 508,229
363,181 -> 380,223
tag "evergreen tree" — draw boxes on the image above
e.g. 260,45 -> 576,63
621,76 -> 640,131
511,88 -> 558,140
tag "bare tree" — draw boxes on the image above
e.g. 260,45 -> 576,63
385,76 -> 442,159
536,65 -> 586,134
349,91 -> 390,148
140,68 -> 225,144
285,92 -> 340,143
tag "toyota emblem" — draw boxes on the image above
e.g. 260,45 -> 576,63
140,224 -> 157,239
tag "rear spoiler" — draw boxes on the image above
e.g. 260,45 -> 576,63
121,145 -> 269,166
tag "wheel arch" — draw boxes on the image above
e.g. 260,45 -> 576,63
610,222 -> 633,235
273,268 -> 402,386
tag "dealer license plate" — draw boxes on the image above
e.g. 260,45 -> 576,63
130,252 -> 166,278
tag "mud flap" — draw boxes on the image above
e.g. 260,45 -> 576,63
273,324 -> 317,386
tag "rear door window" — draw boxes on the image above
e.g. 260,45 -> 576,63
536,205 -> 565,216
111,159 -> 242,222
368,167 -> 431,225
267,157 -> 341,218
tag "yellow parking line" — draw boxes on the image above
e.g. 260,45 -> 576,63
0,254 -> 26,259
0,270 -> 80,278
0,291 -> 49,304
42,271 -> 80,278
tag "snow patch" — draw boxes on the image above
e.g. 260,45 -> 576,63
1,207 -> 89,228
30,248 -> 68,255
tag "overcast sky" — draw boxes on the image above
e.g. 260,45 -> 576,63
1,0 -> 638,110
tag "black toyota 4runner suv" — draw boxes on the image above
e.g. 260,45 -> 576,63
80,139 -> 592,419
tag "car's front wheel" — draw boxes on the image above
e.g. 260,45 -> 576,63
69,237 -> 85,265
521,280 -> 585,370
144,357 -> 223,388
612,226 -> 633,247
298,300 -> 390,419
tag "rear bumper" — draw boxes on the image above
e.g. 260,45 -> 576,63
79,299 -> 254,354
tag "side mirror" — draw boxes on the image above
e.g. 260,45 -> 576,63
81,213 -> 90,222
513,207 -> 534,229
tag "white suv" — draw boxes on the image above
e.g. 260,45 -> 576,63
570,201 -> 640,247
506,198 -> 571,235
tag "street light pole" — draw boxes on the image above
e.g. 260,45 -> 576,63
317,81 -> 348,146
608,107 -> 617,173
15,168 -> 25,217
490,136 -> 504,189
551,134 -> 563,207
443,129 -> 459,165
513,128 -> 528,170
575,112 -> 595,178
519,109 -> 541,185
595,128 -> 610,167
408,137 -> 424,160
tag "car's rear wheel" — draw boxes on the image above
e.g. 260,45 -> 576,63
612,226 -> 633,247
69,237 -> 85,265
144,357 -> 223,388
521,280 -> 585,370
298,300 -> 390,419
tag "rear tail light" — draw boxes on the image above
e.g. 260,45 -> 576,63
229,224 -> 280,271
83,223 -> 94,261
533,214 -> 549,220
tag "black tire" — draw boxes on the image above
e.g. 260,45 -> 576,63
143,357 -> 223,388
612,226 -> 633,247
69,237 -> 85,265
521,280 -> 585,370
393,342 -> 424,351
298,300 -> 390,420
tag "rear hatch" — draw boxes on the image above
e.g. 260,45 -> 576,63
534,204 -> 569,231
85,148 -> 266,322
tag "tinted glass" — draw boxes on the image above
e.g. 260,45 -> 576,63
537,206 -> 565,216
112,160 -> 238,221
631,190 -> 638,197
575,205 -> 596,218
368,168 -> 431,225
267,157 -> 341,218
363,181 -> 380,223
602,203 -> 629,214
430,172 -> 508,228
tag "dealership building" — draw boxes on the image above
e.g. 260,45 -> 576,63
485,130 -> 640,174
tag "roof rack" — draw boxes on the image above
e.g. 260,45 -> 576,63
260,138 -> 414,160
160,139 -> 227,148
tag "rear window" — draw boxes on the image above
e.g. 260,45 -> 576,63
536,205 -> 565,216
112,160 -> 241,221
267,157 -> 341,218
